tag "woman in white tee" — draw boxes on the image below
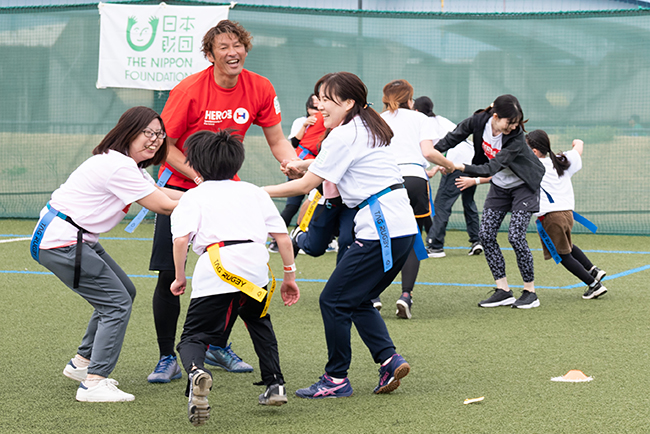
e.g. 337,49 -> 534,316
380,80 -> 453,319
265,72 -> 447,399
31,106 -> 180,402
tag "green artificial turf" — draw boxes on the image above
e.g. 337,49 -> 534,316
1,219 -> 649,433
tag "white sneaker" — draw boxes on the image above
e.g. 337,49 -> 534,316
63,359 -> 87,382
76,378 -> 135,402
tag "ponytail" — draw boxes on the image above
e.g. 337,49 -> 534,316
526,129 -> 571,176
382,79 -> 413,113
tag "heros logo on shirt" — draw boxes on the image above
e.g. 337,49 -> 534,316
203,108 -> 251,126
482,140 -> 500,160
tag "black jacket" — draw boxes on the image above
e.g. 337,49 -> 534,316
434,111 -> 544,192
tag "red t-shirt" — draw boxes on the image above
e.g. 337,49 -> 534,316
295,111 -> 326,160
160,67 -> 282,189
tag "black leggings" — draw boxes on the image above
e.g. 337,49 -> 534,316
479,209 -> 534,283
401,216 -> 430,294
559,245 -> 595,285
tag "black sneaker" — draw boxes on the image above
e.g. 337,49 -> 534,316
268,239 -> 279,253
512,290 -> 540,309
468,241 -> 483,256
371,298 -> 382,311
590,266 -> 606,283
478,288 -> 516,307
258,383 -> 288,406
426,246 -> 445,258
582,282 -> 607,300
395,293 -> 412,319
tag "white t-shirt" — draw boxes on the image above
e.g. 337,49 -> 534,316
537,149 -> 582,216
36,150 -> 157,249
381,109 -> 436,180
171,180 -> 287,299
482,120 -> 524,188
309,116 -> 417,240
288,116 -> 307,139
427,115 -> 474,165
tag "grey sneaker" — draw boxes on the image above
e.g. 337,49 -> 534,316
468,242 -> 483,256
395,293 -> 412,319
512,290 -> 540,309
478,288 -> 516,307
258,383 -> 288,406
426,247 -> 445,258
205,343 -> 253,373
582,281 -> 607,300
147,355 -> 182,383
371,298 -> 382,311
188,369 -> 212,426
590,266 -> 606,283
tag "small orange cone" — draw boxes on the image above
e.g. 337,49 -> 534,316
550,369 -> 593,382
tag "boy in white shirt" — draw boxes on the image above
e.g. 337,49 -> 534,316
169,130 -> 300,427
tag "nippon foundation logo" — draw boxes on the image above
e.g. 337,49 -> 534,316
126,15 -> 159,52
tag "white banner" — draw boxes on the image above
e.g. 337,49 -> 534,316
97,2 -> 230,90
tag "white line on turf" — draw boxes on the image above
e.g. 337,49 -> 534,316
0,237 -> 31,244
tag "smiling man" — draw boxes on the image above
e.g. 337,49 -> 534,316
147,20 -> 296,385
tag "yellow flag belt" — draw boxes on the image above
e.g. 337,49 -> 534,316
206,241 -> 276,317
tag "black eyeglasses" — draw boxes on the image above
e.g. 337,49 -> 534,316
142,129 -> 167,140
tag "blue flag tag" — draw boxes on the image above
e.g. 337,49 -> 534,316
125,168 -> 173,233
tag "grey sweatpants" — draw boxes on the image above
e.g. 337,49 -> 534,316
39,242 -> 135,377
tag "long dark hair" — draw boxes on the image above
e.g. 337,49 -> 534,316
478,94 -> 527,132
314,72 -> 393,148
382,79 -> 413,113
526,129 -> 570,176
93,106 -> 167,168
413,96 -> 435,117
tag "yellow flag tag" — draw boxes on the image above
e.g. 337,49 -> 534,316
299,190 -> 322,232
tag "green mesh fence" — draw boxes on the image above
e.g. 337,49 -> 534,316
1,3 -> 649,235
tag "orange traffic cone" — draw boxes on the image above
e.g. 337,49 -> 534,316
551,369 -> 593,382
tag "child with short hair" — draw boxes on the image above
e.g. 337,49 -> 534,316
169,130 -> 300,427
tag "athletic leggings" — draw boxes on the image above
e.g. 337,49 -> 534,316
479,208 -> 534,283
401,216 -> 430,294
559,245 -> 595,285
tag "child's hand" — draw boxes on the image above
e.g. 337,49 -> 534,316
170,278 -> 186,296
426,166 -> 441,178
280,281 -> 300,306
455,176 -> 477,191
